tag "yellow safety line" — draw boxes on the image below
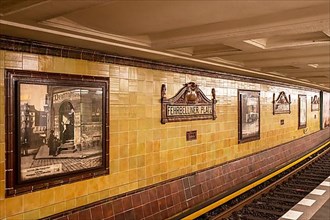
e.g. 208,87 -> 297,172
183,140 -> 330,220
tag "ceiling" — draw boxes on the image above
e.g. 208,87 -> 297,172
0,0 -> 329,91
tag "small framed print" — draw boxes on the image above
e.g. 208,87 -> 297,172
5,69 -> 109,197
311,95 -> 319,112
238,90 -> 260,143
321,91 -> 330,129
298,94 -> 307,129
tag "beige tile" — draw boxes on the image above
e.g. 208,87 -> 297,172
23,54 -> 38,70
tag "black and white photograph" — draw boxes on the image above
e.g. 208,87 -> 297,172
298,94 -> 307,129
321,92 -> 330,129
311,95 -> 320,112
5,70 -> 109,196
238,90 -> 260,143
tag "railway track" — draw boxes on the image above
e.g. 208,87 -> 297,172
187,142 -> 330,220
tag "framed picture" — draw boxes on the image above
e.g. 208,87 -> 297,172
311,95 -> 319,112
5,69 -> 109,197
273,91 -> 291,114
238,90 -> 260,143
298,94 -> 307,129
321,91 -> 330,129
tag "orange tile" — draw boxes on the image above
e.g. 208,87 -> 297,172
54,186 -> 66,203
5,196 -> 23,216
76,196 -> 88,207
0,199 -> 4,219
39,188 -> 55,207
54,202 -> 66,213
74,181 -> 88,197
39,205 -> 55,219
66,199 -> 76,210
23,191 -> 40,212
23,210 -> 39,220
7,214 -> 23,220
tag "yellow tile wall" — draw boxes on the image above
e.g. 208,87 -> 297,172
0,50 -> 321,219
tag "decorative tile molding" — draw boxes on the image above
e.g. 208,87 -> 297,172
0,35 -> 320,92
41,128 -> 330,220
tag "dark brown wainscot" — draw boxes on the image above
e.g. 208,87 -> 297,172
161,82 -> 217,124
273,91 -> 291,114
311,95 -> 320,112
5,69 -> 109,197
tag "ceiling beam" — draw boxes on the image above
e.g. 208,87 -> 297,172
151,5 -> 329,50
244,55 -> 330,68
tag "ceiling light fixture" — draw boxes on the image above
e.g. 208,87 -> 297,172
308,64 -> 319,68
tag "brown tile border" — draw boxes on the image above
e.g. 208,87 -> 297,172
0,35 -> 320,92
41,128 -> 330,220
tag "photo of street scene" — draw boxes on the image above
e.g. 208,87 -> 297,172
19,83 -> 104,181
239,90 -> 260,142
298,95 -> 307,129
322,92 -> 330,128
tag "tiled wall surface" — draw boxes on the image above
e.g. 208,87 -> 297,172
0,48 -> 326,219
42,128 -> 330,220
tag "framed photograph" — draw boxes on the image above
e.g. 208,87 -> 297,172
311,95 -> 319,112
321,91 -> 330,129
238,90 -> 260,143
298,94 -> 307,129
5,69 -> 109,197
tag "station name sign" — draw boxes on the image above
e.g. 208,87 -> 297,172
161,82 -> 217,124
167,105 -> 213,116
273,91 -> 291,115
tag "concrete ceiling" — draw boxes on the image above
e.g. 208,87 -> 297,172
0,0 -> 329,90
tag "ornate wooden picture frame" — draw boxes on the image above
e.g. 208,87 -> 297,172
298,94 -> 307,129
5,69 -> 109,197
273,91 -> 291,114
311,95 -> 319,112
161,82 -> 217,124
238,90 -> 260,143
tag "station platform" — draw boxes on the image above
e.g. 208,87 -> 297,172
279,176 -> 330,220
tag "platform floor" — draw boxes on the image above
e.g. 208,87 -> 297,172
279,176 -> 330,220
311,199 -> 330,220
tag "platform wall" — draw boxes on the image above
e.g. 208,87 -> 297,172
0,40 -> 328,219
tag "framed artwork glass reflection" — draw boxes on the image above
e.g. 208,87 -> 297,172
5,69 -> 109,197
298,94 -> 307,129
238,90 -> 260,143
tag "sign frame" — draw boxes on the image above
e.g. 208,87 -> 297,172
273,91 -> 291,114
160,82 -> 217,124
311,95 -> 320,112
